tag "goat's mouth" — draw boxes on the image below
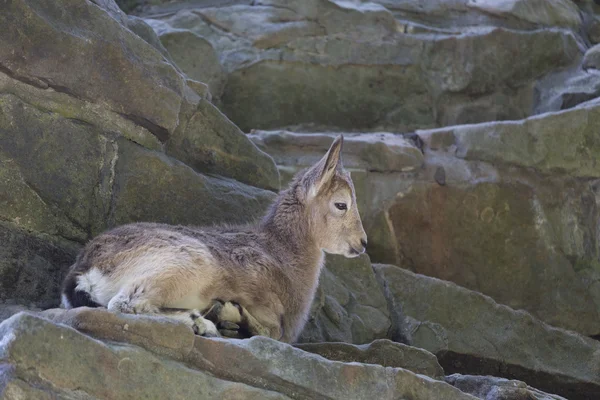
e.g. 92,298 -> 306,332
347,246 -> 362,258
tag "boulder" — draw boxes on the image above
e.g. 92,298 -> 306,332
0,223 -> 79,310
298,254 -> 391,344
0,312 -> 288,400
143,1 -> 581,132
295,339 -> 445,379
450,100 -> 600,177
110,138 -> 275,227
0,0 -> 279,190
372,0 -> 582,31
0,0 -> 186,138
374,264 -> 600,400
446,374 -> 568,400
166,100 -> 280,191
249,131 -> 423,173
0,311 -> 479,400
584,43 -> 600,70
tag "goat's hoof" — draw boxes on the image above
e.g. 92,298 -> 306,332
190,311 -> 220,337
217,321 -> 243,338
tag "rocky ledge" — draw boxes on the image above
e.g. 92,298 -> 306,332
0,309 -> 571,400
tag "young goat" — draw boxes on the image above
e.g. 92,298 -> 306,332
60,135 -> 367,343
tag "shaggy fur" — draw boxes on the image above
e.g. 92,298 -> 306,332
61,136 -> 367,343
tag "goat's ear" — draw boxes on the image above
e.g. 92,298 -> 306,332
309,135 -> 343,195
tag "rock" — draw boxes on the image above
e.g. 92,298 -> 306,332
0,304 -> 39,324
0,312 -> 288,399
110,138 -> 275,227
0,0 -> 187,139
191,335 -> 477,400
382,176 -> 600,336
144,2 -> 580,132
41,307 -> 196,362
1,0 -> 281,192
0,311 -> 480,400
0,83 -> 274,311
157,29 -> 225,96
374,264 -> 600,400
534,67 -> 600,113
295,339 -> 445,379
249,131 -> 423,173
451,101 -> 600,177
298,254 -> 391,344
465,0 -> 582,29
446,374 -> 568,400
166,100 -> 280,191
584,43 -> 600,70
373,0 -> 582,31
0,223 -> 79,310
126,15 -> 177,63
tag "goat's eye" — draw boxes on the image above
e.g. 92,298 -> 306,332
334,202 -> 347,211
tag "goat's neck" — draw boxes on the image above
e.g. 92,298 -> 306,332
259,186 -> 322,273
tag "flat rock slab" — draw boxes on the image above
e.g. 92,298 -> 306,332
0,311 -> 287,400
374,264 -> 600,400
295,339 -> 445,379
0,311 -> 478,400
249,131 -> 423,173
446,374 -> 568,400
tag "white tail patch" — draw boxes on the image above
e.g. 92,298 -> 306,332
76,267 -> 119,306
60,293 -> 71,309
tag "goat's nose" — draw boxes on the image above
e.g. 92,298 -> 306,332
360,238 -> 368,252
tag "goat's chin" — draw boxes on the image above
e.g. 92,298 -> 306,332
344,251 -> 361,259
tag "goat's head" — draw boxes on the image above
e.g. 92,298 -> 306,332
300,135 -> 367,258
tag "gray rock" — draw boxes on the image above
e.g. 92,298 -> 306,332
584,43 -> 600,70
110,138 -> 275,227
0,311 -> 479,400
0,223 -> 79,309
295,339 -> 445,379
446,374 -> 568,400
374,264 -> 600,400
249,131 -> 423,173
166,100 -> 280,191
0,312 -> 288,400
298,254 -> 391,344
143,1 -> 581,132
0,0 -> 187,138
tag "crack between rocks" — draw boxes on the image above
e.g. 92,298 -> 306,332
119,113 -> 169,143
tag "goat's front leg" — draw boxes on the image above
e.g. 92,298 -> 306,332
158,308 -> 221,337
186,299 -> 283,341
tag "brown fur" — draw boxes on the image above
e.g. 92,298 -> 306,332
61,136 -> 367,343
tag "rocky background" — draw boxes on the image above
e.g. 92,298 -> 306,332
1,0 -> 600,399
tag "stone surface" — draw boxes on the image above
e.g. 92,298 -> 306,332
447,100 -> 600,177
142,1 -> 581,132
0,223 -> 79,310
166,100 -> 280,191
298,254 -> 391,344
465,0 -> 582,29
446,374 -> 568,400
584,43 -> 600,70
383,176 -> 600,336
0,0 -> 186,139
374,264 -> 600,400
0,312 -> 288,400
110,138 -> 275,227
295,339 -> 444,379
157,29 -> 225,96
249,131 -> 423,173
0,311 -> 479,400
